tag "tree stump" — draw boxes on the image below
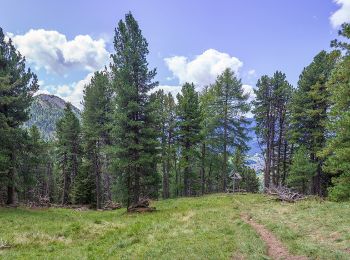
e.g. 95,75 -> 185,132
127,198 -> 156,213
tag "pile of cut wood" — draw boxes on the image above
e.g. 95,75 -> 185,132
27,196 -> 50,208
266,186 -> 305,202
127,198 -> 156,213
103,201 -> 122,210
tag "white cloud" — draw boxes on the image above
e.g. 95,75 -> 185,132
64,73 -> 94,109
164,49 -> 243,90
330,0 -> 350,28
56,85 -> 72,96
248,69 -> 256,76
10,29 -> 110,75
56,73 -> 94,109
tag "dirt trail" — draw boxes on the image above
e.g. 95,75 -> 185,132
241,214 -> 308,260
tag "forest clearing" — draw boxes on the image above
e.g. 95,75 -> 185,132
1,1 -> 350,259
0,194 -> 349,259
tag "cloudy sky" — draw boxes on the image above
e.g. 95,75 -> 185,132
1,0 -> 350,108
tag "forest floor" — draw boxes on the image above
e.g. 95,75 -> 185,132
0,194 -> 349,259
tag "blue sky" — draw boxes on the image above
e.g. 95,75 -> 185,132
1,0 -> 350,108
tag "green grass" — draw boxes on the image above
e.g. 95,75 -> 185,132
236,194 -> 350,260
0,194 -> 349,259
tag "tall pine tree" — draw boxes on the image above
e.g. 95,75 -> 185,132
253,71 -> 292,189
152,90 -> 176,199
322,23 -> 350,201
111,13 -> 159,207
80,70 -> 113,208
176,83 -> 201,196
290,50 -> 339,196
212,68 -> 250,191
56,103 -> 81,205
0,28 -> 38,205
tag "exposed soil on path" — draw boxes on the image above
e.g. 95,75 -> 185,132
241,214 -> 308,260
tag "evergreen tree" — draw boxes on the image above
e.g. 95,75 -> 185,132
240,167 -> 260,193
110,12 -> 159,206
231,148 -> 245,176
212,68 -> 250,191
152,90 -> 176,199
288,146 -> 316,194
322,23 -> 350,201
0,28 -> 38,204
56,103 -> 81,205
199,86 -> 218,194
176,83 -> 201,196
290,50 -> 339,196
22,126 -> 50,202
252,71 -> 292,189
231,148 -> 259,193
80,70 -> 113,208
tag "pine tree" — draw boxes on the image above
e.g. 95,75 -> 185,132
322,23 -> 350,201
56,103 -> 81,205
252,71 -> 292,190
152,90 -> 176,199
271,72 -> 293,186
212,68 -> 250,191
111,12 -> 159,207
80,70 -> 112,208
290,50 -> 339,196
288,146 -> 316,194
240,167 -> 260,193
199,86 -> 218,194
176,83 -> 201,196
231,148 -> 259,193
22,126 -> 50,203
0,28 -> 38,204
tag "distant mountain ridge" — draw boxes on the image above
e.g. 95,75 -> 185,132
24,94 -> 81,139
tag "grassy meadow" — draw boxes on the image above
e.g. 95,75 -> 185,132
0,194 -> 349,259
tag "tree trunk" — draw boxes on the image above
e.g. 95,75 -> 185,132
281,139 -> 288,186
264,101 -> 273,190
165,155 -> 170,198
184,155 -> 189,196
276,109 -> 284,186
200,143 -> 206,195
208,161 -> 213,193
6,186 -> 14,205
96,172 -> 101,209
6,152 -> 16,205
265,127 -> 272,190
183,136 -> 190,196
62,154 -> 69,205
95,148 -> 101,209
223,90 -> 228,192
127,166 -> 131,208
133,166 -> 140,204
174,154 -> 179,197
270,113 -> 276,187
162,158 -> 169,199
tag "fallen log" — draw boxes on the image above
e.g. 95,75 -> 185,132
266,186 -> 305,202
127,198 -> 156,213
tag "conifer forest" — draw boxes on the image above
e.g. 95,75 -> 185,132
1,4 -> 350,259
